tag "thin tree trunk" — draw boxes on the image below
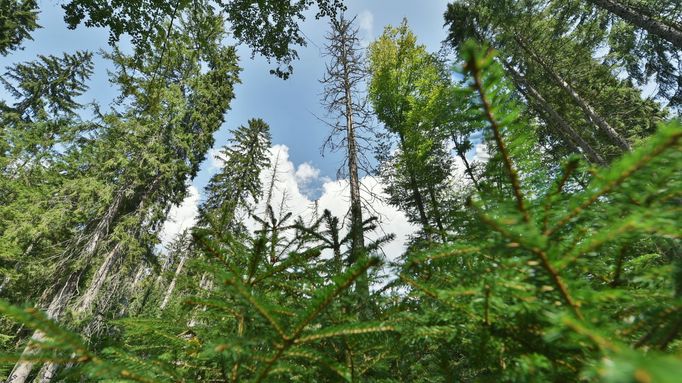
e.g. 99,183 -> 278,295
154,250 -> 176,288
514,36 -> 631,151
35,256 -> 138,383
72,243 -> 123,314
587,0 -> 682,49
33,239 -> 127,382
188,273 -> 213,328
503,62 -> 607,165
452,137 -> 482,193
427,185 -> 447,242
398,133 -> 431,234
339,25 -> 369,301
160,255 -> 187,310
187,273 -> 213,327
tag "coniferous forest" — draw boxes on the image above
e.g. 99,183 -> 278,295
1,0 -> 681,381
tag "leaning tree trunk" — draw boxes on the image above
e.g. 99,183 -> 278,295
514,36 -> 632,152
32,188 -> 159,383
160,255 -> 187,310
72,243 -> 123,314
503,62 -> 607,165
6,189 -> 126,383
34,245 -> 136,383
187,273 -> 213,328
587,0 -> 682,49
5,271 -> 81,383
33,245 -> 123,383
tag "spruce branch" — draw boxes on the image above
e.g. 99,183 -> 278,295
465,45 -> 530,223
546,121 -> 681,237
472,204 -> 583,319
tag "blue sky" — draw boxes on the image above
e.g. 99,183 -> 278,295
219,0 -> 452,189
2,1 -> 460,255
1,0 -> 451,198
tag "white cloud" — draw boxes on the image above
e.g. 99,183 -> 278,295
207,148 -> 225,169
250,145 -> 414,262
295,162 -> 320,183
294,162 -> 322,198
160,136 -> 490,255
160,185 -> 200,247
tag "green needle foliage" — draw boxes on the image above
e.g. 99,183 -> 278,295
1,2 -> 682,382
392,42 -> 682,382
0,0 -> 38,55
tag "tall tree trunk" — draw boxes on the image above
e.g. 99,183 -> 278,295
6,272 -> 81,383
503,62 -> 607,165
160,255 -> 187,310
33,223 -> 137,382
6,189 -> 126,383
187,273 -> 213,328
514,36 -> 631,151
587,0 -> 682,49
339,30 -> 369,301
72,243 -> 123,314
35,251 -> 138,383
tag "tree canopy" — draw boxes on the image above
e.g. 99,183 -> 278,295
1,1 -> 681,382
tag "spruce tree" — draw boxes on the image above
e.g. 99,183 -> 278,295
1,3 -> 681,383
4,9 -> 240,382
0,0 -> 38,55
200,118 -> 272,235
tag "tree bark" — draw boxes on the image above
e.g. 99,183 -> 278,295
160,255 -> 187,310
514,36 -> 631,152
503,62 -> 607,165
6,272 -> 80,383
72,243 -> 123,314
33,361 -> 59,383
341,25 -> 369,301
187,272 -> 213,328
587,0 -> 682,49
323,15 -> 372,302
5,188 -> 127,383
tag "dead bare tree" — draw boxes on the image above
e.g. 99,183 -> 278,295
320,13 -> 376,302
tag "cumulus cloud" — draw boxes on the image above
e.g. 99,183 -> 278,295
160,185 -> 200,248
295,162 -> 320,183
248,145 -> 414,262
161,138 -> 490,255
294,162 -> 323,198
